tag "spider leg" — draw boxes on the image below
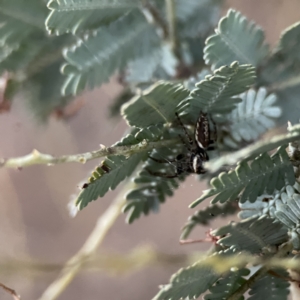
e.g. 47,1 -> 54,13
149,156 -> 177,164
175,112 -> 193,150
145,168 -> 178,178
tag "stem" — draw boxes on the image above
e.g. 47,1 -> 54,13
0,282 -> 20,300
0,139 -> 178,169
141,1 -> 169,39
37,182 -> 128,300
268,74 -> 300,92
165,0 -> 181,61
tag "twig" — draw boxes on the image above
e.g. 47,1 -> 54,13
165,0 -> 181,61
37,182 -> 128,300
141,0 -> 169,38
0,282 -> 20,300
0,139 -> 177,169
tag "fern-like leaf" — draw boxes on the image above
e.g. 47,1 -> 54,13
153,249 -> 247,300
177,62 -> 256,123
61,11 -> 160,95
76,125 -> 164,210
259,22 -> 300,124
213,216 -> 288,253
248,270 -> 290,300
180,201 -> 238,239
176,0 -> 221,39
152,258 -> 220,300
124,127 -> 188,223
126,45 -> 177,83
204,268 -> 250,300
191,147 -> 295,208
46,0 -> 140,34
207,123 -> 300,172
122,81 -> 189,127
222,88 -> 281,146
0,0 -> 47,71
204,9 -> 269,69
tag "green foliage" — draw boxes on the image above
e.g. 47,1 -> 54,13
204,9 -> 269,69
3,2 -> 300,300
126,45 -> 177,83
213,216 -> 288,253
248,270 -> 290,300
76,125 -> 164,210
61,11 -> 160,95
259,22 -> 300,124
122,82 -> 189,127
191,147 -> 295,208
222,88 -> 281,147
123,127 -> 188,223
176,0 -> 221,39
180,201 -> 238,239
153,257 -> 220,300
178,62 -> 256,122
207,123 -> 300,172
153,250 -> 250,300
204,268 -> 250,300
46,0 -> 140,35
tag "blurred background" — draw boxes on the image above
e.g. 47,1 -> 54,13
0,1 -> 300,299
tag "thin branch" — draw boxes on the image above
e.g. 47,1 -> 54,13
37,182 -> 128,300
0,282 -> 20,300
0,139 -> 177,169
165,0 -> 181,61
141,0 -> 169,39
268,74 -> 300,92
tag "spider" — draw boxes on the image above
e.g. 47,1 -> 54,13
146,111 -> 216,178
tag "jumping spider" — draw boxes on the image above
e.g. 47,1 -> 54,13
147,111 -> 216,178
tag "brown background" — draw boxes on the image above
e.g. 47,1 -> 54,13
0,1 -> 300,299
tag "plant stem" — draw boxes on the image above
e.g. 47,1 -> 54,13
0,139 -> 178,169
141,1 -> 169,38
165,0 -> 181,61
0,282 -> 20,300
37,182 -> 128,300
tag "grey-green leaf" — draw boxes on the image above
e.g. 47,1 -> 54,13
61,11 -> 160,95
177,62 -> 256,123
213,216 -> 288,253
122,81 -> 189,127
46,0 -> 140,34
191,147 -> 295,207
204,9 -> 269,69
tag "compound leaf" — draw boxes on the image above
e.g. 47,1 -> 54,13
259,22 -> 300,125
213,216 -> 288,253
76,125 -> 164,210
61,11 -> 160,95
177,62 -> 256,123
223,88 -> 281,146
248,270 -> 290,300
176,0 -> 221,39
46,0 -> 140,34
191,147 -> 295,208
153,259 -> 220,300
124,128 -> 187,223
204,9 -> 269,69
122,81 -> 189,127
181,201 -> 238,239
207,123 -> 300,173
205,268 -> 250,300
